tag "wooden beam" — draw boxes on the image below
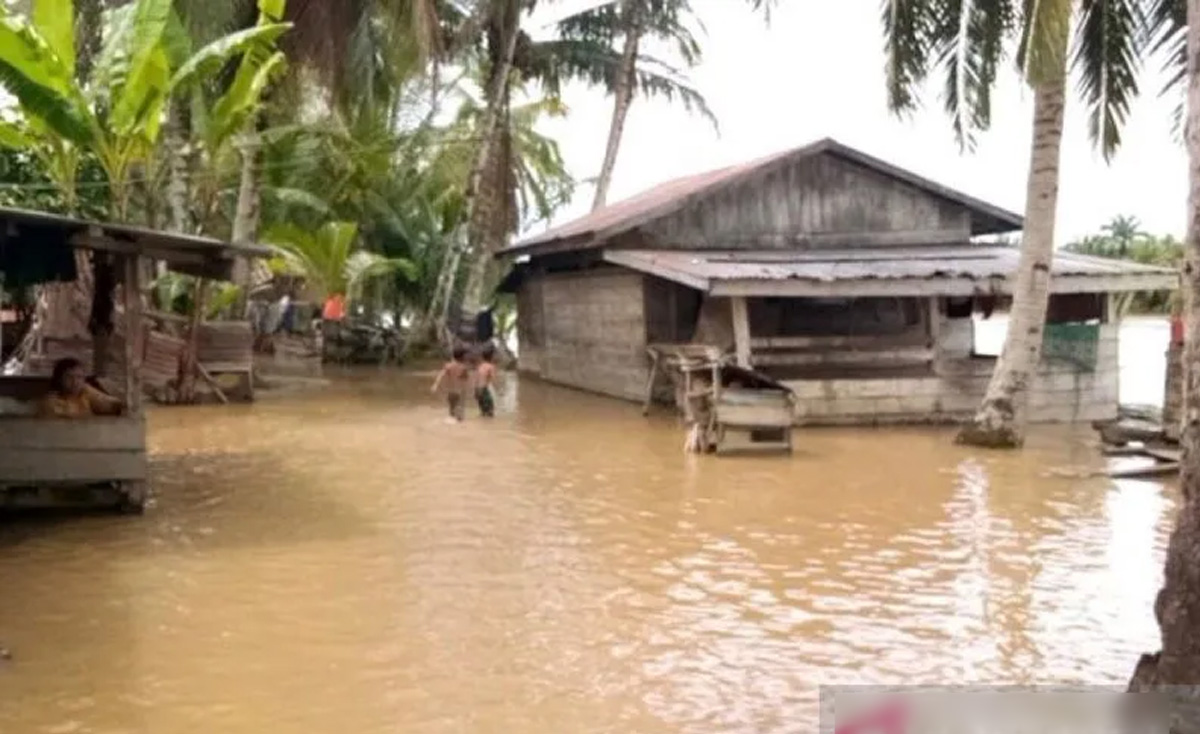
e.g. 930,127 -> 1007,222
196,362 -> 230,405
122,254 -> 143,415
144,308 -> 190,325
749,331 -> 927,351
752,347 -> 935,367
731,296 -> 751,368
0,416 -> 144,450
687,228 -> 971,249
928,296 -> 942,345
0,448 -> 147,483
642,350 -> 659,416
710,272 -> 1178,298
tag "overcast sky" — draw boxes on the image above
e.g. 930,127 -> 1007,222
527,0 -> 1185,245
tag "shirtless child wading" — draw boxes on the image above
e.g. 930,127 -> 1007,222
431,346 -> 471,422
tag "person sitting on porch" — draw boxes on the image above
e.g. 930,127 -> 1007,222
38,357 -> 123,418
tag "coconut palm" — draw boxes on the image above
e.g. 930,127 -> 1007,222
580,0 -> 772,211
1100,214 -> 1148,256
1126,0 -> 1200,695
265,220 -> 417,308
882,0 -> 1144,448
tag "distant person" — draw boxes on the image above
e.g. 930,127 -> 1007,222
474,344 -> 498,418
39,357 -> 123,418
431,346 -> 470,422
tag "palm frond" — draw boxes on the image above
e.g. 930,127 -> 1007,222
1015,0 -> 1072,84
1073,0 -> 1142,159
931,0 -> 1013,148
882,0 -> 937,115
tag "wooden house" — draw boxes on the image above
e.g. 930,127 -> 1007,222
0,206 -> 266,511
498,138 -> 1176,426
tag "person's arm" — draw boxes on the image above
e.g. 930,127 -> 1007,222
83,384 -> 123,415
36,395 -> 58,418
431,365 -> 447,394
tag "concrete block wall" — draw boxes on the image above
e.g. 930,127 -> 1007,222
532,269 -> 650,401
516,276 -> 544,375
784,323 -> 1120,425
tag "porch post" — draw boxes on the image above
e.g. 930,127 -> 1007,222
122,254 -> 143,415
731,296 -> 751,368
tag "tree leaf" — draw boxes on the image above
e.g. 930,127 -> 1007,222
166,22 -> 291,92
108,0 -> 174,135
1072,0 -> 1141,160
32,0 -> 75,76
0,120 -> 33,148
259,0 -> 286,22
0,17 -> 92,145
211,50 -> 286,144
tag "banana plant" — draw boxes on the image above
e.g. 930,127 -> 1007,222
164,0 -> 291,235
0,0 -> 289,221
265,220 -> 417,309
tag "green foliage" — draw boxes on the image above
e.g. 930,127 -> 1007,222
881,0 -> 1140,158
1063,215 -> 1181,313
265,220 -> 417,305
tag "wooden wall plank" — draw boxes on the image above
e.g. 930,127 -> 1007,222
0,416 -> 145,450
0,448 -> 147,483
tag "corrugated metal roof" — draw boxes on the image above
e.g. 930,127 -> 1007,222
602,246 -> 1177,295
506,138 -> 1024,255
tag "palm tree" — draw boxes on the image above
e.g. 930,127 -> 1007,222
882,0 -> 1142,448
445,0 -> 725,339
1126,0 -> 1200,695
265,220 -> 416,307
584,0 -> 772,210
1101,214 -> 1147,256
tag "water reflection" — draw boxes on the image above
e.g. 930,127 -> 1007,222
0,320 -> 1179,734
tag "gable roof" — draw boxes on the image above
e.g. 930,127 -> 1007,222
504,138 -> 1024,257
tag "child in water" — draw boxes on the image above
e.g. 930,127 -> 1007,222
431,346 -> 470,422
474,344 -> 497,418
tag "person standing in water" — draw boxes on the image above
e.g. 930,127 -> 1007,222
474,344 -> 497,418
431,346 -> 470,422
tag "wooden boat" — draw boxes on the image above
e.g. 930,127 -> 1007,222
0,206 -> 266,512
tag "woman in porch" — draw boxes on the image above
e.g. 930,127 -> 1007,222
38,357 -> 124,418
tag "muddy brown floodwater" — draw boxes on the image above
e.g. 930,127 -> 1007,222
0,318 -> 1178,734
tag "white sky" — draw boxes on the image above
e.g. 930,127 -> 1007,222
528,0 -> 1185,245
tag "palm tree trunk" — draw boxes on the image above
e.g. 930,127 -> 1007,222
443,0 -> 522,338
955,66 -> 1066,448
592,0 -> 642,212
1128,0 -> 1200,694
165,102 -> 191,236
231,123 -> 261,316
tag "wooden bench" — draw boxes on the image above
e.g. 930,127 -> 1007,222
196,321 -> 255,402
714,387 -> 795,455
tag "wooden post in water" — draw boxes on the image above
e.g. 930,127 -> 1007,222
731,296 -> 751,368
122,254 -> 143,415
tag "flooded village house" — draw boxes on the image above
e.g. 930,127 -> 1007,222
499,139 -> 1176,425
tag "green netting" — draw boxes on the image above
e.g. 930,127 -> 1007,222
1042,322 -> 1100,371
